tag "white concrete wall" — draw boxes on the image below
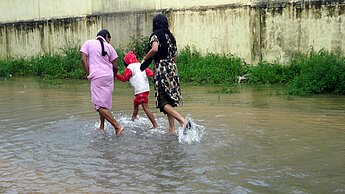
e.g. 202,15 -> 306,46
0,0 -> 256,23
0,17 -> 101,59
261,4 -> 345,63
170,7 -> 253,62
0,0 -> 94,23
0,0 -> 344,64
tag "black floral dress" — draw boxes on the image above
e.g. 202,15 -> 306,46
149,34 -> 183,112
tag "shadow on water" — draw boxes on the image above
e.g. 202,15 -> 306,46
1,78 -> 345,193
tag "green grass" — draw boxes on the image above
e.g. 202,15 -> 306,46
287,48 -> 345,95
177,46 -> 248,84
0,43 -> 85,79
1,37 -> 345,96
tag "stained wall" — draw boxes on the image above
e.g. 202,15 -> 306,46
0,0 -> 344,64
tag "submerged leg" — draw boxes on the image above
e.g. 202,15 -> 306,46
98,107 -> 124,136
142,103 -> 159,128
163,104 -> 187,128
132,104 -> 139,121
99,112 -> 105,131
167,114 -> 175,133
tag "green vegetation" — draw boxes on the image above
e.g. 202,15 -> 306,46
0,43 -> 85,79
177,46 -> 248,84
287,49 -> 345,95
177,46 -> 345,95
125,35 -> 149,60
0,37 -> 344,96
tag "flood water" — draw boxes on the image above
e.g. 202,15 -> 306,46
0,77 -> 345,193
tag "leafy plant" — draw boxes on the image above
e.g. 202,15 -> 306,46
177,46 -> 249,84
248,61 -> 294,84
288,48 -> 345,95
126,35 -> 149,60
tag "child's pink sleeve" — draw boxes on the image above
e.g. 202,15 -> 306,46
116,68 -> 132,81
145,68 -> 154,77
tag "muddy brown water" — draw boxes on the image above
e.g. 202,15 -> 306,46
0,77 -> 344,193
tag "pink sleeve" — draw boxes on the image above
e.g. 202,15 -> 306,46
108,45 -> 118,62
80,41 -> 89,55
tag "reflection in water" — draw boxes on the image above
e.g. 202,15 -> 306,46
0,78 -> 345,193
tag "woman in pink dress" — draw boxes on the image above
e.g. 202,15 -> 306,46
80,29 -> 124,136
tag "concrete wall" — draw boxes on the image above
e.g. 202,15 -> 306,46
0,0 -> 344,64
0,0 -> 255,22
0,0 -> 93,23
0,17 -> 102,59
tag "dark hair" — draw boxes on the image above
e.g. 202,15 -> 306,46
152,14 -> 176,45
153,14 -> 169,31
96,29 -> 111,56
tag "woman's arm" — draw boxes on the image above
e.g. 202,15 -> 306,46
111,59 -> 119,76
81,52 -> 89,76
140,41 -> 159,71
142,41 -> 158,63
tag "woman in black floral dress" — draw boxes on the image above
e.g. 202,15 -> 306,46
141,14 -> 190,133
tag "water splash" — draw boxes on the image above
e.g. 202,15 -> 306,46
93,113 -> 167,135
92,114 -> 206,144
177,117 -> 206,144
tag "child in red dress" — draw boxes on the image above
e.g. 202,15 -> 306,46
116,51 -> 159,128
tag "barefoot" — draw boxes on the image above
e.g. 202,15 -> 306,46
168,128 -> 176,134
115,126 -> 124,136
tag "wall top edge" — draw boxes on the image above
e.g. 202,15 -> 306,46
0,0 -> 343,25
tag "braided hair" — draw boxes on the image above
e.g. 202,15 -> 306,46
96,29 -> 111,56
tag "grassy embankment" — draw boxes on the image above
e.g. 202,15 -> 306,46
0,36 -> 344,95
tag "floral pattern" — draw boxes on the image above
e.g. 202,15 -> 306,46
150,34 -> 183,108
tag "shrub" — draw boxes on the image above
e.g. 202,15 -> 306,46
177,46 -> 248,84
248,61 -> 295,84
126,35 -> 149,60
288,48 -> 345,95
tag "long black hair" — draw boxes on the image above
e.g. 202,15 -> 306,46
152,14 -> 176,45
140,14 -> 176,71
96,29 -> 111,56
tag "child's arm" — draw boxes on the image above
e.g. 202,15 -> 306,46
116,68 -> 132,82
145,68 -> 154,77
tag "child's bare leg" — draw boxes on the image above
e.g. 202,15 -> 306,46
132,105 -> 139,121
142,103 -> 159,128
98,107 -> 124,136
99,112 -> 105,131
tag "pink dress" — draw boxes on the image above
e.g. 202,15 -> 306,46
80,39 -> 118,110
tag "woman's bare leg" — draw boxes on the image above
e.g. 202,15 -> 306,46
98,107 -> 124,136
167,114 -> 175,132
99,112 -> 105,131
142,103 -> 159,128
163,104 -> 187,130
